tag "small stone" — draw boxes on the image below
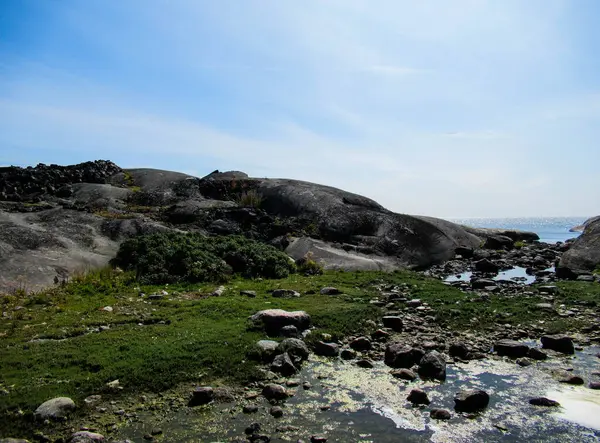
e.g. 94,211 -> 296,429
382,316 -> 403,332
211,286 -> 225,296
262,384 -> 288,401
34,397 -> 76,421
101,306 -> 113,312
559,375 -> 584,385
150,429 -> 162,436
245,423 -> 261,435
303,382 -> 312,390
313,341 -> 339,357
391,369 -> 417,381
529,397 -> 560,407
406,299 -> 423,308
272,289 -> 300,298
418,351 -> 446,381
527,348 -> 548,361
243,405 -> 259,413
349,337 -> 372,352
494,340 -> 529,358
271,352 -> 298,376
310,436 -> 327,443
355,359 -> 374,369
340,348 -> 357,360
407,388 -> 430,405
320,287 -> 341,295
270,406 -> 284,418
430,409 -> 451,420
240,290 -> 257,297
449,342 -> 470,360
280,325 -> 299,337
541,335 -> 575,355
516,358 -> 532,367
70,431 -> 105,442
589,382 -> 600,390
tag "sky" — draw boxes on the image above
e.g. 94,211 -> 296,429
1,0 -> 599,218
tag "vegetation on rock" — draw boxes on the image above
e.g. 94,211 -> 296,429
110,233 -> 296,284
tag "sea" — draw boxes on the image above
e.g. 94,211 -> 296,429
448,216 -> 590,244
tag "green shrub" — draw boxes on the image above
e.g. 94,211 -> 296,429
297,252 -> 324,276
514,240 -> 526,249
236,189 -> 263,208
111,233 -> 295,284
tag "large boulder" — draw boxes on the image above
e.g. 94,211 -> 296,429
34,397 -> 76,421
276,338 -> 310,363
559,216 -> 600,275
541,335 -> 575,355
384,344 -> 424,369
249,310 -> 311,335
454,390 -> 490,412
418,351 -> 446,381
494,340 -> 530,358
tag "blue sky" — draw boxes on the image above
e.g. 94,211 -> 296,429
1,0 -> 599,217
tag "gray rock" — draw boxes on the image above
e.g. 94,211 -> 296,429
589,382 -> 600,390
272,289 -> 301,298
449,342 -> 470,360
385,344 -> 423,368
255,340 -> 279,361
280,325 -> 299,337
188,387 -> 214,406
271,352 -> 298,376
407,388 -> 430,405
313,341 -> 340,357
538,285 -> 558,295
0,439 -> 31,443
541,335 -> 575,354
340,348 -> 357,360
240,290 -> 257,297
262,384 -> 288,401
69,431 -> 105,443
349,337 -> 372,352
249,309 -> 311,334
405,299 -> 423,308
454,390 -> 490,412
418,351 -> 446,381
559,374 -> 584,385
475,259 -> 500,273
276,338 -> 310,362
559,217 -> 600,275
356,359 -> 375,369
382,316 -> 403,332
270,405 -> 284,418
494,340 -> 530,358
516,358 -> 532,367
529,397 -> 560,407
320,287 -> 341,295
310,436 -> 328,443
527,348 -> 548,360
34,397 -> 76,420
243,405 -> 259,413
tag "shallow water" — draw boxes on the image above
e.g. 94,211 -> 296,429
117,347 -> 600,442
444,267 -> 535,285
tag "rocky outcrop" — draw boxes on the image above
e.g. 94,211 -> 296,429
0,161 -> 540,291
570,216 -> 600,233
559,216 -> 600,276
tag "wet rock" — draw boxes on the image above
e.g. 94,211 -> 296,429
262,384 -> 288,401
382,316 -> 403,332
280,325 -> 299,337
70,431 -> 105,442
276,338 -> 310,362
313,341 -> 340,357
529,397 -> 560,407
430,409 -> 451,420
240,290 -> 257,298
589,382 -> 600,390
320,287 -> 341,295
454,390 -> 490,412
372,329 -> 391,340
541,335 -> 575,354
475,259 -> 500,273
418,351 -> 446,381
406,299 -> 423,308
349,337 -> 372,352
391,369 -> 417,381
0,439 -> 31,443
340,348 -> 357,360
249,309 -> 311,335
310,437 -> 327,443
271,353 -> 298,376
559,374 -> 584,385
527,348 -> 548,361
303,382 -> 312,390
494,340 -> 530,358
538,285 -> 559,295
449,342 -> 470,360
272,289 -> 300,298
384,344 -> 423,368
516,358 -> 532,367
243,405 -> 259,414
188,387 -> 214,406
34,397 -> 76,420
471,278 -> 497,290
356,359 -> 375,369
270,406 -> 284,418
455,247 -> 474,258
245,423 -> 261,435
407,388 -> 430,405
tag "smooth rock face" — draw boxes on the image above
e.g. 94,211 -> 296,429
418,351 -> 446,381
188,387 -> 214,406
494,340 -> 530,358
541,335 -> 575,354
249,309 -> 311,335
69,431 -> 105,442
454,390 -> 490,412
34,397 -> 76,420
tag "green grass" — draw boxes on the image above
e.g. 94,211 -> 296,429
1,267 -> 598,436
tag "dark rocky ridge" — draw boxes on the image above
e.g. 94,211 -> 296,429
0,161 -> 539,292
559,215 -> 600,276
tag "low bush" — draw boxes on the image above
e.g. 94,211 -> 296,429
111,233 -> 296,284
297,252 -> 324,276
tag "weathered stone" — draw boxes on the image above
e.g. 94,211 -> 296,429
188,387 -> 214,406
391,369 -> 417,381
243,405 -> 259,414
384,344 -> 423,368
272,289 -> 300,298
340,348 -> 357,360
320,287 -> 341,295
271,352 -> 298,376
34,397 -> 76,421
313,341 -> 340,357
475,259 -> 500,273
249,309 -> 311,334
430,409 -> 451,420
454,390 -> 490,412
541,335 -> 575,355
270,406 -> 284,418
240,290 -> 257,297
69,431 -> 105,443
262,384 -> 288,401
527,348 -> 548,361
559,375 -> 584,385
529,397 -> 560,407
349,337 -> 372,352
310,436 -> 327,443
494,340 -> 530,358
516,358 -> 532,367
356,359 -> 374,369
382,316 -> 403,332
418,351 -> 446,381
589,382 -> 600,390
276,338 -> 310,362
254,340 -> 279,361
407,388 -> 430,405
449,342 -> 470,360
280,325 -> 299,337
